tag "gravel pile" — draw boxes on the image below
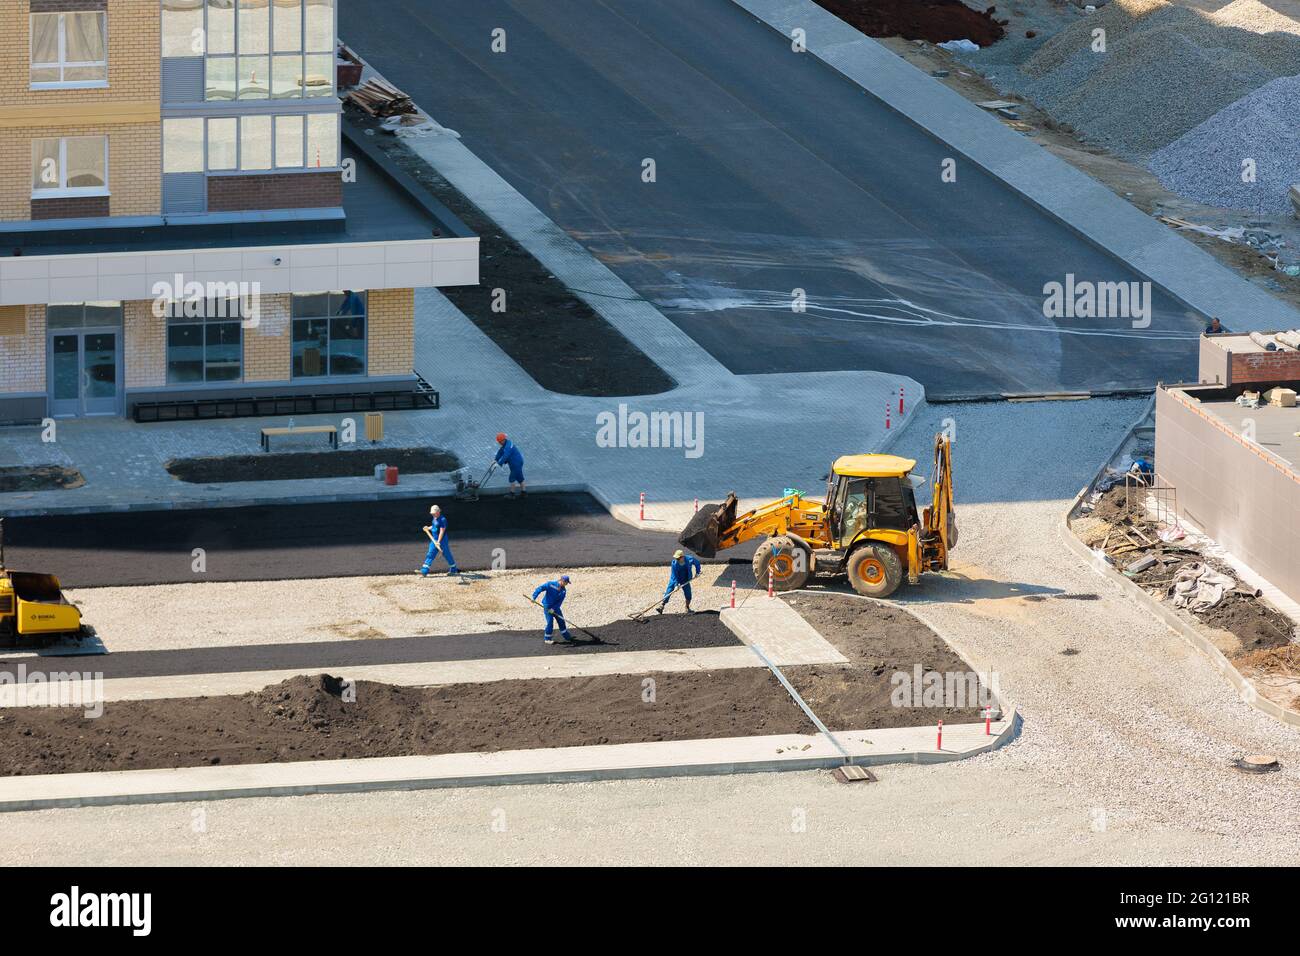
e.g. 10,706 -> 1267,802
965,0 -> 1300,157
1149,75 -> 1300,214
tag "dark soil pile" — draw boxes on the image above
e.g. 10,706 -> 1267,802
0,671 -> 812,777
813,0 -> 1005,46
0,465 -> 84,493
784,592 -> 990,729
350,111 -> 675,398
165,447 -> 459,484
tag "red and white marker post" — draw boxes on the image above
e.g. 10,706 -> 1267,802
885,405 -> 891,430
694,497 -> 699,513
767,565 -> 774,598
730,580 -> 736,609
936,719 -> 943,751
984,705 -> 993,736
899,385 -> 905,415
639,492 -> 645,521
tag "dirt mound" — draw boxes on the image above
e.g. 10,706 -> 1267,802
813,0 -> 1005,46
0,465 -> 84,493
0,670 -> 813,777
166,447 -> 459,484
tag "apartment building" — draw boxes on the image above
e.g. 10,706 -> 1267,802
0,0 -> 477,422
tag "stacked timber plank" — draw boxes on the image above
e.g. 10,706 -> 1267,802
346,77 -> 417,118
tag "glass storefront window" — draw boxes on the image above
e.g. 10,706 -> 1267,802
291,291 -> 366,378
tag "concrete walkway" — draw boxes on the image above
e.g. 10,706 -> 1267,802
0,717 -> 1014,813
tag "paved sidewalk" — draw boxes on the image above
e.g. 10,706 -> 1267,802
0,717 -> 1014,813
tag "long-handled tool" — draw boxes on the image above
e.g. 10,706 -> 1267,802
629,579 -> 691,621
523,594 -> 603,644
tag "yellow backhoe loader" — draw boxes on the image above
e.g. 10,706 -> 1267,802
0,519 -> 86,646
679,434 -> 956,598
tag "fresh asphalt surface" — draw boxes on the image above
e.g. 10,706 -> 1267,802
341,0 -> 1205,398
0,613 -> 737,676
4,493 -> 751,588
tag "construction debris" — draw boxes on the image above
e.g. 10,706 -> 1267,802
1079,482 -> 1296,653
346,77 -> 417,118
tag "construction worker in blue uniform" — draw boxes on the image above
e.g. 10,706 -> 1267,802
495,432 -> 526,497
532,575 -> 572,644
657,549 -> 702,614
418,504 -> 459,576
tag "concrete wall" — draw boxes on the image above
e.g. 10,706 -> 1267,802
1156,386 -> 1300,604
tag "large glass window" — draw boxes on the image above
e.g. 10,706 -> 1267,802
31,12 -> 108,87
46,302 -> 123,330
166,303 -> 244,384
197,0 -> 333,101
292,291 -> 367,378
32,136 -> 108,196
240,115 -> 273,170
275,115 -> 303,168
207,118 -> 238,170
162,0 -> 204,57
165,113 -> 337,173
164,118 -> 205,174
306,113 -> 339,168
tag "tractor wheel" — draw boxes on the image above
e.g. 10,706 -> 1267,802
847,544 -> 903,598
752,536 -> 811,592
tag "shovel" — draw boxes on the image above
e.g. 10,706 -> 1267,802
522,594 -> 604,644
629,579 -> 691,621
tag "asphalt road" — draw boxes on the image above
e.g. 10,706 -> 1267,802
341,0 -> 1205,397
3,493 -> 713,588
0,613 -> 736,676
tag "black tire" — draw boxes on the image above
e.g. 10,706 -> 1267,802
847,544 -> 903,598
752,536 -> 811,592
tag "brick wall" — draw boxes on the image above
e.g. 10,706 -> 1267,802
245,294 -> 291,382
1229,350 -> 1300,385
367,288 -> 414,377
208,172 -> 344,213
0,1 -> 160,222
0,1 -> 159,105
0,305 -> 46,393
0,122 -> 161,221
124,299 -> 165,388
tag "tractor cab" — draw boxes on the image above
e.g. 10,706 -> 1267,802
825,455 -> 921,549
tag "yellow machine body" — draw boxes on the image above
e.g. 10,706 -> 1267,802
679,434 -> 957,598
0,570 -> 83,640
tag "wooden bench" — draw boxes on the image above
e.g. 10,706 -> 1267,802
260,425 -> 338,452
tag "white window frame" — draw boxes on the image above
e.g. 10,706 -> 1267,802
31,136 -> 110,199
30,12 -> 109,90
189,112 -> 340,175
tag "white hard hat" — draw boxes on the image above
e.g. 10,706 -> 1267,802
430,505 -> 440,514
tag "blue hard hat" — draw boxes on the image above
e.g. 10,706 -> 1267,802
559,575 -> 571,583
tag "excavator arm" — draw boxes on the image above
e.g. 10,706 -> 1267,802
678,492 -> 827,558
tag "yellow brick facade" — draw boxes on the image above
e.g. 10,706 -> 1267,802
0,122 -> 160,221
245,294 -> 292,383
123,298 -> 164,388
0,1 -> 160,221
366,288 -> 416,377
0,305 -> 47,393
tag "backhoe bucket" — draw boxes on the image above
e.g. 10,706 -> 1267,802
678,493 -> 738,558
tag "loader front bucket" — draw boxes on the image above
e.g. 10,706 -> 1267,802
678,493 -> 738,559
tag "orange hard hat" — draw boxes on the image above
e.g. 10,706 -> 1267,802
495,432 -> 507,443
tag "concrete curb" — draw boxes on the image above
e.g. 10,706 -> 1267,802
0,719 -> 1015,812
729,0 -> 1300,332
1060,399 -> 1300,729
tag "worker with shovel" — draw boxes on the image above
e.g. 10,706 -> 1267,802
418,504 -> 460,577
657,549 -> 701,614
531,575 -> 572,644
494,433 -> 526,497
